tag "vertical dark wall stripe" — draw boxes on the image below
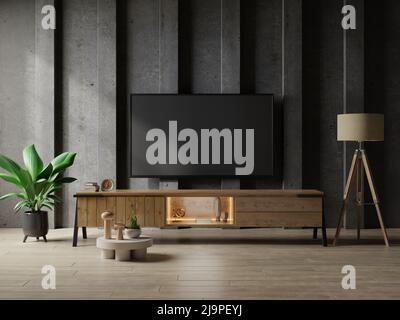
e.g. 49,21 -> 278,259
159,0 -> 179,189
240,0 -> 255,94
54,0 -> 64,227
178,0 -> 192,94
178,0 -> 222,189
220,0 -> 240,189
159,0 -> 179,94
364,0 -> 384,228
220,0 -> 223,93
342,0 -> 348,229
302,0 -> 320,191
364,0 -> 400,228
240,0 -> 283,189
158,0 -> 162,93
303,0 -> 344,226
283,0 -> 302,189
343,0 -> 365,228
116,0 -> 128,189
282,0 -> 285,99
382,0 -> 400,227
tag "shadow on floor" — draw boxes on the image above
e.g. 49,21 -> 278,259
330,238 -> 400,246
136,253 -> 173,263
151,237 -> 400,246
152,238 -> 324,245
43,231 -> 400,247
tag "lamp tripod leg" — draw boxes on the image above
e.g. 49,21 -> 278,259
361,151 -> 389,247
333,203 -> 347,246
356,207 -> 361,241
356,157 -> 364,241
333,150 -> 359,246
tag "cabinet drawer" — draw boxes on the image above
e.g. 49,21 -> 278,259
235,197 -> 322,212
235,212 -> 322,227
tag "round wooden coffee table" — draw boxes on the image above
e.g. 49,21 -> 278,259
96,236 -> 153,261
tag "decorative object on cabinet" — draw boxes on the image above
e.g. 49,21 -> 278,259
172,207 -> 186,219
85,182 -> 100,192
101,179 -> 114,192
214,197 -> 221,222
221,211 -> 228,223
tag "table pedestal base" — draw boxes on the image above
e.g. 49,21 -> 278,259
101,249 -> 115,259
96,237 -> 153,261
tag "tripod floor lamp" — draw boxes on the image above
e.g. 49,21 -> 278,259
333,113 -> 389,246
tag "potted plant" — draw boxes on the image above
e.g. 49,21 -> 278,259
0,144 -> 76,242
124,211 -> 141,239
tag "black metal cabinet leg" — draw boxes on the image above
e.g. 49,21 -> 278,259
313,228 -> 318,239
322,196 -> 328,247
23,235 -> 28,243
82,227 -> 87,239
43,236 -> 47,242
72,197 -> 79,247
72,226 -> 78,247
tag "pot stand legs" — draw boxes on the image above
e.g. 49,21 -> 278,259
23,235 -> 47,243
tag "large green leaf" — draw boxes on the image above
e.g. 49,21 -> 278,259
49,172 -> 59,183
23,145 -> 43,181
51,152 -> 77,174
14,200 -> 30,213
55,177 -> 77,184
0,156 -> 32,193
42,204 -> 54,211
37,163 -> 53,180
0,154 -> 22,176
48,194 -> 62,203
0,192 -> 25,201
44,185 -> 63,196
18,169 -> 35,199
0,173 -> 21,187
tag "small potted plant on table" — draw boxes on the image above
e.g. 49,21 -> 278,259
124,211 -> 141,239
0,144 -> 76,242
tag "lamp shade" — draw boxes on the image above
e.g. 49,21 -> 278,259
337,113 -> 384,142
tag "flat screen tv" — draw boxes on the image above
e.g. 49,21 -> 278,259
130,94 -> 278,177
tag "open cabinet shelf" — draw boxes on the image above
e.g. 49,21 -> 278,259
166,196 -> 234,226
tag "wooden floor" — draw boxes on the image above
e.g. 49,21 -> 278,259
0,227 -> 400,299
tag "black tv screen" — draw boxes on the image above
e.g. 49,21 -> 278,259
130,94 -> 277,177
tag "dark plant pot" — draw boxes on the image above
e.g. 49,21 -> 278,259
22,211 -> 49,237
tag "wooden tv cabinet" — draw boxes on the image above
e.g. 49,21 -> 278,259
73,189 -> 326,247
